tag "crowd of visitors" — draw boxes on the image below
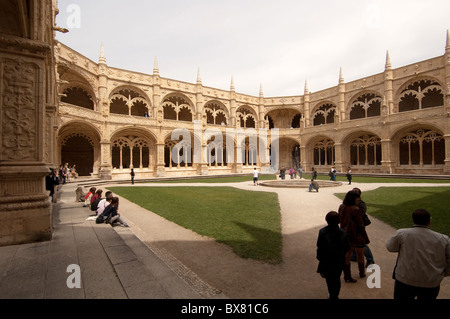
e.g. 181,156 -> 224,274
316,185 -> 450,300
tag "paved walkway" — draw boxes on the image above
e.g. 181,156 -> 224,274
0,181 -> 226,299
0,177 -> 449,299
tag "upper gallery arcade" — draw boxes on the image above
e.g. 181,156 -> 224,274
55,31 -> 450,179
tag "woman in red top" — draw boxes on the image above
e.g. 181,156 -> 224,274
338,190 -> 370,282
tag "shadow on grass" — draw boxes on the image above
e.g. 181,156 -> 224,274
216,221 -> 282,265
357,187 -> 450,236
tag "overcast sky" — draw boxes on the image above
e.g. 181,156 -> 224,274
55,0 -> 450,97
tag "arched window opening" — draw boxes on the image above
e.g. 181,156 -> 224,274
112,136 -> 151,169
313,139 -> 335,166
291,113 -> 302,128
61,87 -> 94,110
399,129 -> 444,165
162,95 -> 193,122
350,93 -> 381,120
313,104 -> 336,126
110,89 -> 149,116
350,134 -> 381,166
164,139 -> 193,168
399,80 -> 443,112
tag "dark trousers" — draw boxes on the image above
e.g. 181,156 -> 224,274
324,270 -> 342,300
394,280 -> 440,300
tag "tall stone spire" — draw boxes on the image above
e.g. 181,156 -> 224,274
339,67 -> 344,83
385,50 -> 392,70
259,83 -> 264,97
230,76 -> 235,91
153,57 -> 159,75
99,42 -> 106,64
304,80 -> 309,94
446,29 -> 450,51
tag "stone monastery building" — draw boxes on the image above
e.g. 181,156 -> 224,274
57,35 -> 450,179
1,0 -> 450,245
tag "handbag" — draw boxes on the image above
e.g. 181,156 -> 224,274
362,213 -> 371,226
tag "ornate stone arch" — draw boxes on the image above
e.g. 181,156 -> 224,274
395,77 -> 444,113
204,100 -> 229,125
236,105 -> 257,128
109,86 -> 151,116
110,128 -> 155,170
312,102 -> 337,126
394,126 -> 445,166
161,93 -> 194,122
348,91 -> 382,120
57,121 -> 101,176
58,66 -> 97,110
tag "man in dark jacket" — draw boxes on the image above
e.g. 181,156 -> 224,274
317,211 -> 350,299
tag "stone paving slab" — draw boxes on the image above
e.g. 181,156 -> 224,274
0,181 -> 224,299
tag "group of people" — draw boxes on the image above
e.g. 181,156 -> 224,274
78,186 -> 130,227
58,163 -> 78,184
279,166 -> 304,180
45,163 -> 79,202
316,188 -> 450,300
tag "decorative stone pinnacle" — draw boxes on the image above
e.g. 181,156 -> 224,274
304,80 -> 309,94
99,42 -> 106,64
446,29 -> 450,50
339,67 -> 344,83
259,83 -> 264,97
230,76 -> 235,91
385,50 -> 392,69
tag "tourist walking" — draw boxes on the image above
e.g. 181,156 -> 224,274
253,167 -> 259,186
338,191 -> 370,282
346,167 -> 352,185
130,168 -> 135,184
316,211 -> 350,300
329,166 -> 336,181
311,167 -> 317,180
280,167 -> 286,180
386,208 -> 450,299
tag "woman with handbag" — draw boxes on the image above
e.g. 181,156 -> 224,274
338,191 -> 370,282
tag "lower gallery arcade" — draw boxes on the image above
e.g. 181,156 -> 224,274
56,38 -> 450,179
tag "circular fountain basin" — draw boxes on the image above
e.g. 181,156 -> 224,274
260,179 -> 342,188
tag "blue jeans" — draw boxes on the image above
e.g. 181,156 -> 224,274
350,245 -> 374,264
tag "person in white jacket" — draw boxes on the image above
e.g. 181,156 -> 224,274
386,208 -> 450,299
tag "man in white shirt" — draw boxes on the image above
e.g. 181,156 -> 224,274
96,191 -> 113,216
253,167 -> 259,186
386,208 -> 450,299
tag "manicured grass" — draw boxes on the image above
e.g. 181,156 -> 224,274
335,187 -> 450,236
108,186 -> 283,264
305,174 -> 450,184
149,174 -> 277,183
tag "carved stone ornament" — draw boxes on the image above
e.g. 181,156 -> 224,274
1,58 -> 38,161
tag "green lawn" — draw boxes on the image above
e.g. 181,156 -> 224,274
108,186 -> 283,264
148,174 -> 277,183
335,186 -> 450,236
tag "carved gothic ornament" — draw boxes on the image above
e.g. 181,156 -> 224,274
1,58 -> 39,161
0,34 -> 51,55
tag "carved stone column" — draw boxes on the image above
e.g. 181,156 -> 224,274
0,0 -> 57,245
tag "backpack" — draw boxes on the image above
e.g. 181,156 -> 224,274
90,197 -> 102,211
